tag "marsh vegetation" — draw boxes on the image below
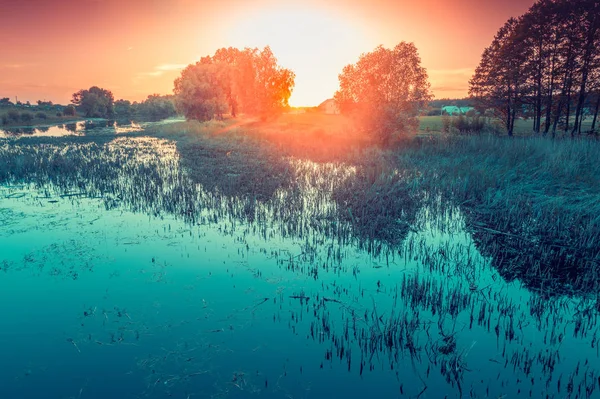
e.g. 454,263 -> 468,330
1,117 -> 599,398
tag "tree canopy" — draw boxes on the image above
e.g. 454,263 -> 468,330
334,42 -> 432,143
174,46 -> 295,122
469,0 -> 600,136
71,86 -> 115,118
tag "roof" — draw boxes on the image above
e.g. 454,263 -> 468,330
318,99 -> 336,108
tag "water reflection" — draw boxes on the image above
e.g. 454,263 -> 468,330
0,118 -> 182,138
0,137 -> 598,399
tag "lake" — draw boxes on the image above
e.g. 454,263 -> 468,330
0,136 -> 598,399
0,118 -> 184,138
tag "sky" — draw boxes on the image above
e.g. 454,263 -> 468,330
0,0 -> 536,106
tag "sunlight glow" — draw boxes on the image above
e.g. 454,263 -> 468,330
226,6 -> 374,107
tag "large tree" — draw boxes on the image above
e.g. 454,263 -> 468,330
469,0 -> 600,137
333,42 -> 432,143
174,46 -> 295,122
469,18 -> 530,136
71,86 -> 115,118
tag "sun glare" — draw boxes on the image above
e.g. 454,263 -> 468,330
226,6 -> 374,107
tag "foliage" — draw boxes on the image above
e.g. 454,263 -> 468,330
35,112 -> 47,119
20,112 -> 34,123
0,98 -> 13,107
7,110 -> 20,122
174,46 -> 295,122
63,105 -> 76,116
71,86 -> 115,118
136,95 -> 177,121
470,0 -> 600,137
114,99 -> 133,118
334,42 -> 433,143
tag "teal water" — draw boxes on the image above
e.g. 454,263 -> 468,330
0,137 -> 598,398
0,118 -> 183,138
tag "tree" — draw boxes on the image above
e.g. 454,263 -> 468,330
470,18 -> 530,136
470,0 -> 600,137
174,46 -> 295,122
0,98 -> 13,107
333,42 -> 432,143
136,94 -> 177,120
63,105 -> 76,116
37,100 -> 53,107
174,62 -> 229,121
114,99 -> 133,118
71,86 -> 115,118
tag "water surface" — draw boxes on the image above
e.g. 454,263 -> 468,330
0,137 -> 598,399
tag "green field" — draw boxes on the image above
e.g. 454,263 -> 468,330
419,115 -> 595,136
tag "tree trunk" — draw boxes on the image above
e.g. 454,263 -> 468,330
565,70 -> 573,135
535,38 -> 543,134
591,94 -> 600,132
509,106 -> 517,136
544,41 -> 558,135
565,86 -> 571,135
571,12 -> 598,136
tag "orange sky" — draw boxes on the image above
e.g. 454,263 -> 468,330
0,0 -> 535,106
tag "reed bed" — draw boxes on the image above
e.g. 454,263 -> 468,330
1,129 -> 600,397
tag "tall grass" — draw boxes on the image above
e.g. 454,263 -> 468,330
2,122 -> 599,294
392,136 -> 600,293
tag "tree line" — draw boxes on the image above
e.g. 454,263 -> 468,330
470,0 -> 600,137
71,87 -> 177,121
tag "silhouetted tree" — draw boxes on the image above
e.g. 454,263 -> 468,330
470,0 -> 600,137
71,86 -> 115,118
470,18 -> 530,136
334,42 -> 432,143
63,105 -> 76,116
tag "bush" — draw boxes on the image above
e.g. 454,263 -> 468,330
1,115 -> 8,125
7,110 -> 20,122
63,105 -> 76,116
441,114 -> 451,133
20,112 -> 34,123
36,112 -> 47,120
442,114 -> 490,135
56,112 -> 63,117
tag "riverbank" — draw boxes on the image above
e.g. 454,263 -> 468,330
144,116 -> 600,294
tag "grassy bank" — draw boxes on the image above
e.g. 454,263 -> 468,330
0,106 -> 84,128
144,117 -> 600,294
3,114 -> 599,294
419,115 -> 596,136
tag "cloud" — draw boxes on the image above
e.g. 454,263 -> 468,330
137,71 -> 164,78
155,64 -> 188,71
134,63 -> 188,83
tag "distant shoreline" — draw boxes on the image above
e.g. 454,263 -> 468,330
0,117 -> 107,130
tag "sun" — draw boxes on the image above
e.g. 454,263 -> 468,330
225,6 -> 373,107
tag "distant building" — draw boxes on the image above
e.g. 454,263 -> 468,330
318,99 -> 340,114
441,106 -> 474,115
